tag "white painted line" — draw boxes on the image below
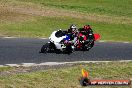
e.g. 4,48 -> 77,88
123,42 -> 129,44
38,62 -> 64,66
35,60 -> 132,66
3,37 -> 17,39
59,61 -> 112,64
40,38 -> 47,39
0,60 -> 132,67
98,40 -> 131,44
99,40 -> 105,42
0,65 -> 4,67
5,64 -> 20,67
71,61 -> 111,63
119,60 -> 132,62
75,60 -> 132,63
21,63 -> 36,67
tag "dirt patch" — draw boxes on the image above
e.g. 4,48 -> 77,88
7,5 -> 132,24
0,64 -> 77,76
0,0 -> 132,24
0,1 -> 35,23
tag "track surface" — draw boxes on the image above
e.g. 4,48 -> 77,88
0,38 -> 132,65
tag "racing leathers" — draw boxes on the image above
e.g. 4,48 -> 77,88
67,29 -> 78,49
78,25 -> 94,49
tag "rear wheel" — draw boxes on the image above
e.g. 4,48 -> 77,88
82,40 -> 94,51
89,41 -> 94,49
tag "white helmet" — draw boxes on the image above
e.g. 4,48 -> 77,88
70,24 -> 77,33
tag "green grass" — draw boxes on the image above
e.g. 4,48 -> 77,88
0,67 -> 14,72
16,0 -> 132,17
1,16 -> 132,41
0,0 -> 132,42
0,62 -> 132,88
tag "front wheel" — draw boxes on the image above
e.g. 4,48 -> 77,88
89,41 -> 94,49
40,43 -> 50,53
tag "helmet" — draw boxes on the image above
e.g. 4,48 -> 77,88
84,25 -> 91,31
70,24 -> 78,33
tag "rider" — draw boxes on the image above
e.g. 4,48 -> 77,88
68,24 -> 78,36
78,25 -> 94,42
83,25 -> 93,34
77,25 -> 94,50
84,25 -> 94,42
69,24 -> 78,41
64,24 -> 79,48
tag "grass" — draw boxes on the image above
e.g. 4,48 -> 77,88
16,0 -> 132,17
0,0 -> 132,42
1,16 -> 132,41
0,62 -> 132,88
0,67 -> 14,72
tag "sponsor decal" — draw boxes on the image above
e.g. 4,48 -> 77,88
79,69 -> 131,86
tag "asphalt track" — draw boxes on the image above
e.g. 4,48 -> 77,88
0,38 -> 132,65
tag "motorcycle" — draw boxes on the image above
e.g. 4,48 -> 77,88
39,29 -> 100,54
40,30 -> 73,54
75,31 -> 100,51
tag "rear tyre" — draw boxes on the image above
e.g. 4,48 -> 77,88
81,40 -> 94,51
89,41 -> 94,49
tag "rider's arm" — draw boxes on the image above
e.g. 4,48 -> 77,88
88,28 -> 93,34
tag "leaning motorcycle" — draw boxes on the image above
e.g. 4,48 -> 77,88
40,30 -> 73,54
40,29 -> 100,54
75,31 -> 98,51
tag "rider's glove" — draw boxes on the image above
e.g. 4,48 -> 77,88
82,40 -> 85,43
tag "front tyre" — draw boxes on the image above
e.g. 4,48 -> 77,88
40,43 -> 50,53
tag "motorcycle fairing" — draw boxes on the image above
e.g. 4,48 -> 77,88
94,34 -> 100,41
